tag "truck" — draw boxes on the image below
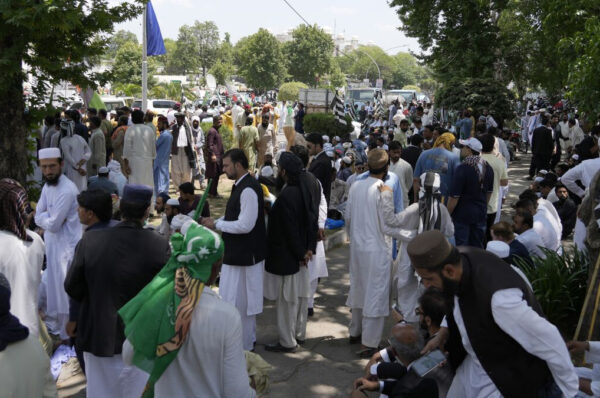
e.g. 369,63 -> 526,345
298,88 -> 334,114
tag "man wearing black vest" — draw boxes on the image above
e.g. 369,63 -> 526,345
306,133 -> 333,206
406,230 -> 577,398
201,149 -> 266,352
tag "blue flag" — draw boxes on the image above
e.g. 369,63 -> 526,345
146,1 -> 166,56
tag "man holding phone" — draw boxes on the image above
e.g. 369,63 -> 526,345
407,230 -> 577,398
351,323 -> 439,397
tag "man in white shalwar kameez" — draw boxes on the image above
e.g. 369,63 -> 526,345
201,149 -> 266,351
123,110 -> 156,207
346,149 -> 393,353
0,178 -> 45,336
58,119 -> 91,192
379,172 -> 454,324
35,148 -> 82,340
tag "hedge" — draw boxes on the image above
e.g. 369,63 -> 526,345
278,82 -> 308,102
200,122 -> 233,151
303,113 -> 354,140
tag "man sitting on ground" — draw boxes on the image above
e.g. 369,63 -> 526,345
178,182 -> 210,218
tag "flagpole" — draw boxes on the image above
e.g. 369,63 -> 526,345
142,3 -> 148,113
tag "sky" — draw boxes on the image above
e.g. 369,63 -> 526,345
115,0 -> 422,55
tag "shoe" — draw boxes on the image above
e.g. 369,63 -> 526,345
349,334 -> 362,344
296,338 -> 306,345
265,343 -> 297,353
307,308 -> 314,317
526,176 -> 534,180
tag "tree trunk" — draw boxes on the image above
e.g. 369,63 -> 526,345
0,52 -> 29,186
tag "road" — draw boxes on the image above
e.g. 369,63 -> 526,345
58,150 -> 539,397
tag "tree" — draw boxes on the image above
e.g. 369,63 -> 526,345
0,0 -> 143,186
339,45 -> 395,86
436,78 -> 515,122
105,30 -> 138,59
111,41 -> 157,87
278,82 -> 308,102
283,25 -> 334,86
170,25 -> 199,75
192,21 -> 220,78
209,32 -> 235,85
234,29 -> 286,92
156,38 -> 176,74
390,0 -> 506,83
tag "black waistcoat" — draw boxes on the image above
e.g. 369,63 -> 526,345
445,246 -> 552,398
222,174 -> 266,266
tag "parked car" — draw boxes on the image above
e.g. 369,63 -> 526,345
131,99 -> 178,115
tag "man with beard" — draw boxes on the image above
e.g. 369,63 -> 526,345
264,152 -> 316,352
170,112 -> 195,189
393,119 -> 411,148
35,148 -> 81,341
407,230 -> 578,398
190,116 -> 206,188
201,149 -> 266,351
153,115 -> 172,198
306,133 -> 332,205
58,118 -> 91,192
552,182 -> 577,239
257,112 -> 277,169
346,149 -> 395,357
154,192 -> 173,236
205,116 -> 225,198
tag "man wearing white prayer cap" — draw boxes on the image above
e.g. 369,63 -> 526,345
35,147 -> 82,340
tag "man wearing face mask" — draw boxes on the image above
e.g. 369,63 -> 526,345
408,230 -> 578,398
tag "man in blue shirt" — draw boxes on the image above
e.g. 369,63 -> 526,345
412,141 -> 459,203
153,115 -> 173,197
446,138 -> 494,248
455,111 -> 473,140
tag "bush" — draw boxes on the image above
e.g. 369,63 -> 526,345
303,113 -> 354,140
516,247 -> 589,337
200,122 -> 233,151
278,82 -> 308,102
435,78 -> 515,122
402,85 -> 421,92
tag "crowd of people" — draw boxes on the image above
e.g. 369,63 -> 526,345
0,92 -> 600,398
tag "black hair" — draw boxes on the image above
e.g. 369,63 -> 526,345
44,115 -> 54,125
540,114 -> 549,126
479,133 -> 495,153
89,116 -> 101,129
424,124 -> 434,132
475,122 -> 487,134
120,200 -> 149,221
519,189 -> 539,203
77,189 -> 112,222
305,133 -> 324,147
388,141 -> 402,151
87,107 -> 97,115
99,109 -> 107,118
416,106 -> 424,112
410,134 -> 424,146
418,288 -> 446,327
131,109 -> 144,124
290,145 -> 309,168
515,198 -> 536,212
400,119 -> 409,125
179,182 -> 195,195
515,209 -> 534,228
212,115 -> 221,124
223,148 -> 249,170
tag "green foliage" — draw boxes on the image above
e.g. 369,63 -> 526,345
104,30 -> 138,60
112,41 -> 157,87
283,25 -> 334,86
200,122 -> 233,151
209,32 -> 235,85
0,0 -> 143,185
278,82 -> 308,102
303,113 -> 354,140
170,25 -> 200,75
436,78 -> 515,122
402,85 -> 421,92
112,83 -> 142,98
517,247 -> 589,336
234,29 -> 286,92
192,21 -> 220,77
562,16 -> 600,122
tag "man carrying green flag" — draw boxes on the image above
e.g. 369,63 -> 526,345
120,219 -> 256,397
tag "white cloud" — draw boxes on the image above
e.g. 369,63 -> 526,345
153,0 -> 193,8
